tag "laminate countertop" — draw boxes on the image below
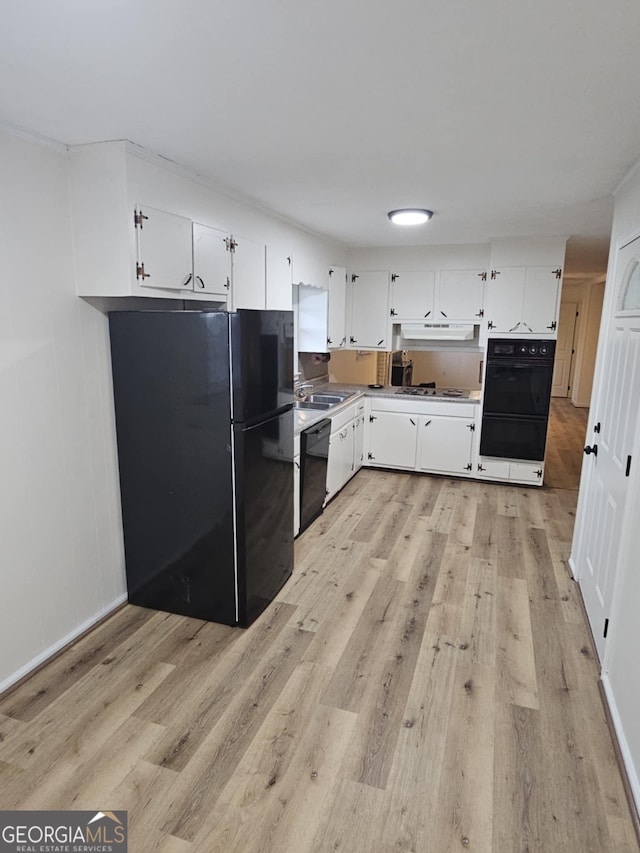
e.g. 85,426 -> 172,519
294,384 -> 481,434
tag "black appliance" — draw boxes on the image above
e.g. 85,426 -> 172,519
480,338 -> 555,461
109,309 -> 294,628
299,419 -> 331,533
391,361 -> 413,386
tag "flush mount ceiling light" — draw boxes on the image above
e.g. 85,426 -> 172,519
387,208 -> 433,225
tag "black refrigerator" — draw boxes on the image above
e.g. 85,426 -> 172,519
108,309 -> 294,627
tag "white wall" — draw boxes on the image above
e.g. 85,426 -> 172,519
347,243 -> 490,271
0,127 -> 346,692
0,127 -> 127,691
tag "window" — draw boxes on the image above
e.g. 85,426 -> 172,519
618,257 -> 640,313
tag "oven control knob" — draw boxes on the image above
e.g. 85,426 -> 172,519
529,346 -> 537,354
518,345 -> 528,354
540,345 -> 549,355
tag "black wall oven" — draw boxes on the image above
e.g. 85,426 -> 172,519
480,339 -> 555,461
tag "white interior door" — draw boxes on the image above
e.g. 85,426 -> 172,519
552,302 -> 577,396
574,236 -> 640,661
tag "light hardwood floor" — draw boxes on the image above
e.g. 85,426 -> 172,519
1,399 -> 638,852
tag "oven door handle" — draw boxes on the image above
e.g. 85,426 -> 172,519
486,359 -> 554,369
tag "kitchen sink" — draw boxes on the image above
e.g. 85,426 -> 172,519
294,400 -> 332,410
308,393 -> 351,404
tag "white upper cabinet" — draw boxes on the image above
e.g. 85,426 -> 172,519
387,268 -> 485,323
69,141 -> 285,308
390,271 -> 436,320
298,285 -> 329,351
520,266 -> 562,334
231,234 -> 266,310
135,205 -> 194,292
485,266 -> 562,334
349,271 -> 391,349
485,266 -> 525,332
327,266 -> 347,349
437,269 -> 486,321
266,247 -> 293,310
193,222 -> 231,298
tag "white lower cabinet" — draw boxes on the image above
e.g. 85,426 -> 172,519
353,403 -> 365,473
326,421 -> 355,501
417,415 -> 475,476
366,398 -> 477,476
367,411 -> 419,470
293,434 -> 301,536
324,399 -> 366,504
476,457 -> 544,485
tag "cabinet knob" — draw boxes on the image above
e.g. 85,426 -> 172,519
584,445 -> 598,456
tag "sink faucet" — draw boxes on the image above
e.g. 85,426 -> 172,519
295,383 -> 313,399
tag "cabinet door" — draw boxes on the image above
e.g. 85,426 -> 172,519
477,457 -> 510,480
232,235 -> 266,310
391,270 -> 435,320
298,285 -> 329,352
326,422 -> 355,500
135,204 -> 193,291
349,271 -> 391,349
521,266 -> 561,333
368,411 -> 418,469
293,454 -> 300,536
509,461 -> 544,483
328,266 -> 347,349
193,223 -> 231,298
485,267 -> 525,333
437,269 -> 485,321
417,415 -> 474,475
352,407 -> 365,473
266,247 -> 293,310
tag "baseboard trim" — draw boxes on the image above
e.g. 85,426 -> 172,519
600,674 -> 640,847
0,594 -> 128,697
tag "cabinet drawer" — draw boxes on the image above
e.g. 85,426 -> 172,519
329,402 -> 357,431
370,397 -> 476,418
477,457 -> 544,485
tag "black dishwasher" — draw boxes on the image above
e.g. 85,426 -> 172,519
299,419 -> 331,534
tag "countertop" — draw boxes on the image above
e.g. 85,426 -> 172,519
294,383 -> 481,434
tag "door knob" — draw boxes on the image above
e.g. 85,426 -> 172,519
584,445 -> 598,456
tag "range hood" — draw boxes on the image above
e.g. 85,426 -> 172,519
399,322 -> 476,341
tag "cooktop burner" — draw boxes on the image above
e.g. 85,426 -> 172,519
394,386 -> 470,398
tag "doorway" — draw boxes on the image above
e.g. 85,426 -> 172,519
551,301 -> 578,397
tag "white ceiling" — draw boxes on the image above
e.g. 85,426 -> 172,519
2,0 -> 640,277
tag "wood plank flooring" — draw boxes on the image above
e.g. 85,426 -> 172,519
1,399 -> 637,852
